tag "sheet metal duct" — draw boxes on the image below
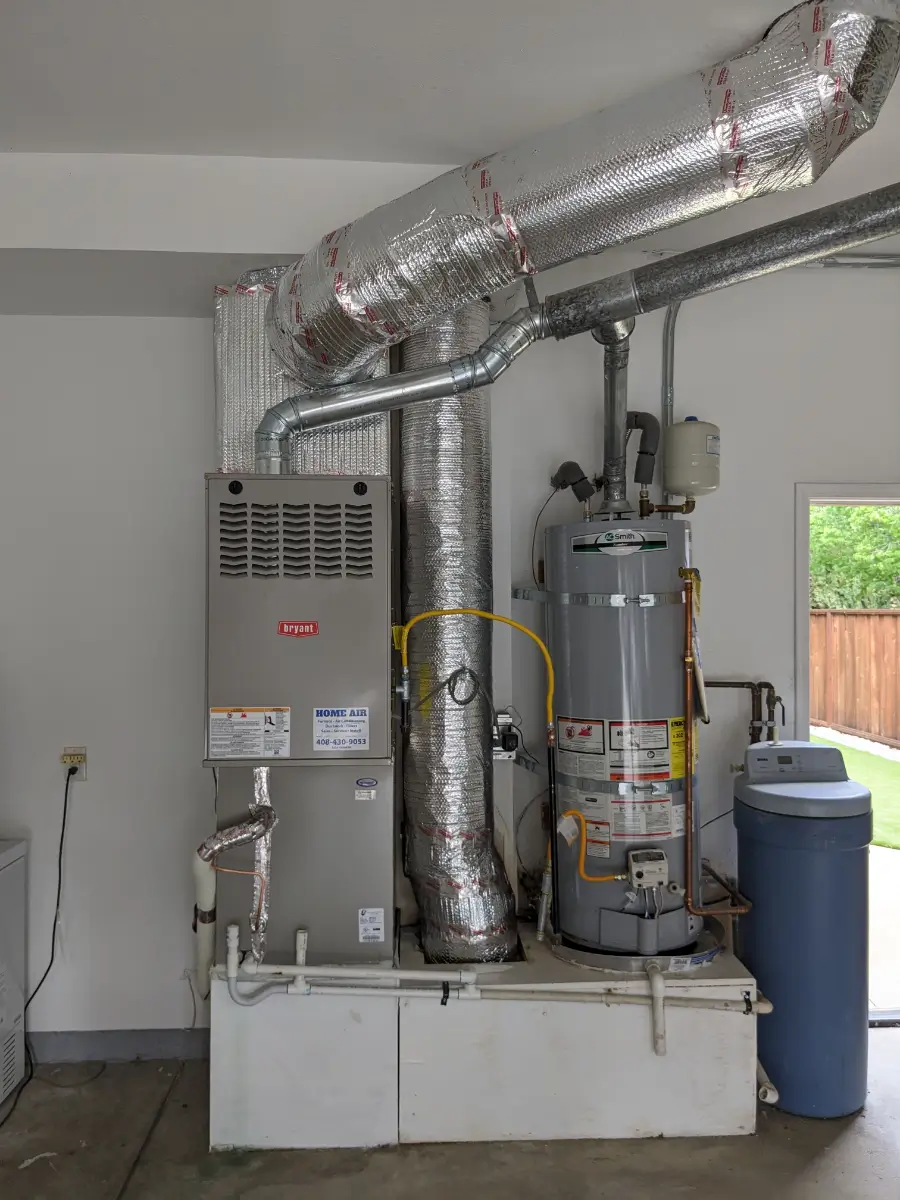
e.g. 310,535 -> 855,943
268,0 -> 900,387
401,302 -> 517,962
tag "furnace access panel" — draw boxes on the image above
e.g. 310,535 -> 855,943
205,474 -> 391,764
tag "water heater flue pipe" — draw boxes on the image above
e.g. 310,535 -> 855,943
255,182 -> 900,466
592,319 -> 635,515
544,180 -> 900,337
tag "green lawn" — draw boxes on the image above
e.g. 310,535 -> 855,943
812,735 -> 900,849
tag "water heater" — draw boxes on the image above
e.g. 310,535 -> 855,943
544,518 -> 702,955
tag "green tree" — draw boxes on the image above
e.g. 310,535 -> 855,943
809,506 -> 900,609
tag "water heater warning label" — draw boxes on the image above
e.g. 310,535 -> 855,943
208,708 -> 290,759
557,717 -> 608,781
609,719 -> 671,781
313,707 -> 370,751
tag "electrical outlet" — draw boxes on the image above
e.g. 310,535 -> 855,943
61,746 -> 87,781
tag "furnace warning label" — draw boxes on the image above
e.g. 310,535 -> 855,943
313,707 -> 370,752
358,907 -> 385,943
557,785 -> 611,859
208,708 -> 291,759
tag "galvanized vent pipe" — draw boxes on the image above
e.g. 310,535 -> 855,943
256,180 -> 900,461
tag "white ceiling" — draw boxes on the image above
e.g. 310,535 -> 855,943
2,0 -> 795,163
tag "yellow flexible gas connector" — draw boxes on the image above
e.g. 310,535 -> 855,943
561,809 -> 627,884
396,608 -> 555,730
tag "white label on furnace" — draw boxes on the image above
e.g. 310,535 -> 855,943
313,707 -> 370,752
706,434 -> 721,455
610,797 -> 673,839
557,785 -> 611,859
208,708 -> 290,759
358,907 -> 385,943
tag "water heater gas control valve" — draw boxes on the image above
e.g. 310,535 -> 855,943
627,849 -> 669,890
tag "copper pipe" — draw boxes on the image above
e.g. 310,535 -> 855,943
679,569 -> 751,918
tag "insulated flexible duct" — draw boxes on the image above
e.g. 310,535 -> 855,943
268,1 -> 900,387
400,302 -> 517,963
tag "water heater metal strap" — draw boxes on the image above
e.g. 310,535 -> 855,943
512,587 -> 683,608
556,773 -> 687,797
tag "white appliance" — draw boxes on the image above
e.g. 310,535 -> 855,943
0,840 -> 26,1106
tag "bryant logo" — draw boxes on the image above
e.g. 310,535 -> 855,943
278,621 -> 319,638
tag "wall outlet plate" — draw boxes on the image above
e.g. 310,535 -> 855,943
61,746 -> 87,781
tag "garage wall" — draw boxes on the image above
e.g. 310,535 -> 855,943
0,316 -> 213,1033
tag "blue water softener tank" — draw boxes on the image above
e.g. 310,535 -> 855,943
734,741 -> 872,1118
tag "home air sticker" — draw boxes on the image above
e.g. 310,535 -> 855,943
571,529 -> 668,556
358,907 -> 385,943
313,707 -> 370,751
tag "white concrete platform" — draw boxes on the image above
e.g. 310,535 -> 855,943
209,927 -> 759,1149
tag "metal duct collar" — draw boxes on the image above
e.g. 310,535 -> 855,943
268,0 -> 900,386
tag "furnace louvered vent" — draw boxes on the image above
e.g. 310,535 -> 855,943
344,504 -> 374,578
251,503 -> 279,577
313,504 -> 343,577
219,497 -> 374,580
282,503 -> 311,578
219,501 -> 248,576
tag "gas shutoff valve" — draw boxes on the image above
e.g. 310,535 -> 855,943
627,849 -> 669,890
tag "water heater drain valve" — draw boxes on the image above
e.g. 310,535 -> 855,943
627,849 -> 669,890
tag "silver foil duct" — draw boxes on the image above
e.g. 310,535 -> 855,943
250,766 -> 274,963
215,267 -> 291,473
215,266 -> 390,475
291,355 -> 390,475
401,302 -> 517,963
269,0 -> 900,386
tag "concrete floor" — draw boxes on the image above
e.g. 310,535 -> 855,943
2,1031 -> 900,1198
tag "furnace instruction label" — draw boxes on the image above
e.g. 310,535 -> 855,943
358,907 -> 385,943
313,707 -> 370,751
208,708 -> 290,759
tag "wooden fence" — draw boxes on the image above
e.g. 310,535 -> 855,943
810,609 -> 900,748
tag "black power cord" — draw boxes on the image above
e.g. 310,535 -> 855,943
701,808 -> 733,830
27,765 -> 78,1015
0,765 -> 81,1133
531,489 -> 559,587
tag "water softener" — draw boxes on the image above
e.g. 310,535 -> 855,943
735,741 -> 872,1117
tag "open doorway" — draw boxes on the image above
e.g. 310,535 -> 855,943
796,485 -> 900,1021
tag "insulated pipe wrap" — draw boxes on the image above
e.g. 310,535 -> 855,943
269,1 -> 900,386
400,302 -> 517,963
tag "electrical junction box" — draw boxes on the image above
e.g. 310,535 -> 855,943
0,840 -> 26,1106
206,475 -> 392,766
